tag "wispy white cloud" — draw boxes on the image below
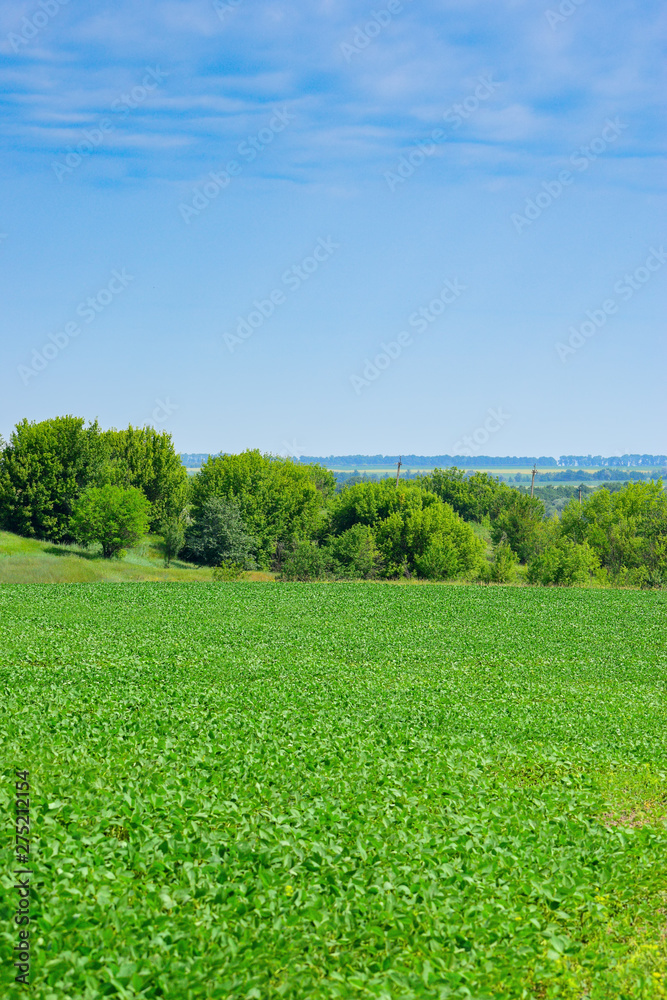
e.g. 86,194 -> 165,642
1,0 -> 664,185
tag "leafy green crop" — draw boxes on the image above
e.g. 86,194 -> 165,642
1,584 -> 666,998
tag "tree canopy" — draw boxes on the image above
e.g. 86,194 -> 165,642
0,416 -> 103,542
0,417 -> 187,543
1,415 -> 665,586
71,484 -> 151,558
189,450 -> 334,567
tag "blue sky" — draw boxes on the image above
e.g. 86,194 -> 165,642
1,0 -> 665,457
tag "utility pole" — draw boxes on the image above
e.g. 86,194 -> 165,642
395,456 -> 402,487
530,464 -> 537,498
578,484 -> 583,505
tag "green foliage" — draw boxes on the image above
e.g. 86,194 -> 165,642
160,516 -> 186,567
182,496 -> 256,568
327,524 -> 382,579
0,417 -> 186,543
3,413 -> 663,592
0,416 -> 103,542
190,451 -> 332,568
326,481 -> 483,580
413,536 -> 460,580
100,425 -> 189,531
1,585 -> 666,998
279,540 -> 330,581
489,539 -> 519,582
212,561 -> 245,581
560,480 -> 667,580
281,526 -> 383,582
328,479 -> 428,535
527,537 -> 601,586
70,484 -> 152,558
375,498 -> 485,579
424,467 -> 507,522
490,490 -> 545,562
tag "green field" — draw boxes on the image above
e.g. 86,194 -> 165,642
1,584 -> 666,998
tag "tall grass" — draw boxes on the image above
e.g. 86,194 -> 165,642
0,531 -> 221,584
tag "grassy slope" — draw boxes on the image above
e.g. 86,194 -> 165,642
0,531 -> 274,584
1,584 -> 666,999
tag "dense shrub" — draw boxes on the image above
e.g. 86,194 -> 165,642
374,499 -> 485,579
328,524 -> 382,579
424,467 -> 505,522
160,516 -> 186,567
559,481 -> 667,579
328,480 -> 429,535
489,540 -> 519,583
182,497 -> 256,568
490,492 -> 545,563
189,451 -> 334,568
279,540 -> 331,581
71,484 -> 152,559
0,417 -> 187,542
527,538 -> 600,586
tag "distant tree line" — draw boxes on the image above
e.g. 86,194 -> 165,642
180,453 -> 210,468
333,468 -> 666,489
296,454 -> 667,468
505,467 -> 666,483
2,418 -> 665,586
181,453 -> 667,470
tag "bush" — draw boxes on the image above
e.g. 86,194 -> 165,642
490,541 -> 519,583
559,481 -> 667,578
424,468 -> 504,522
160,516 -> 186,566
527,538 -> 599,586
212,562 -> 245,582
279,541 -> 330,581
490,492 -> 545,563
380,501 -> 485,580
100,425 -> 188,531
182,497 -> 256,568
328,480 -> 426,535
70,484 -> 151,559
413,538 -> 460,580
327,524 -> 382,579
188,451 -> 334,568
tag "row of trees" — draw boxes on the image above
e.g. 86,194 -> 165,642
297,454 -> 667,468
1,417 -> 665,585
0,416 -> 187,543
